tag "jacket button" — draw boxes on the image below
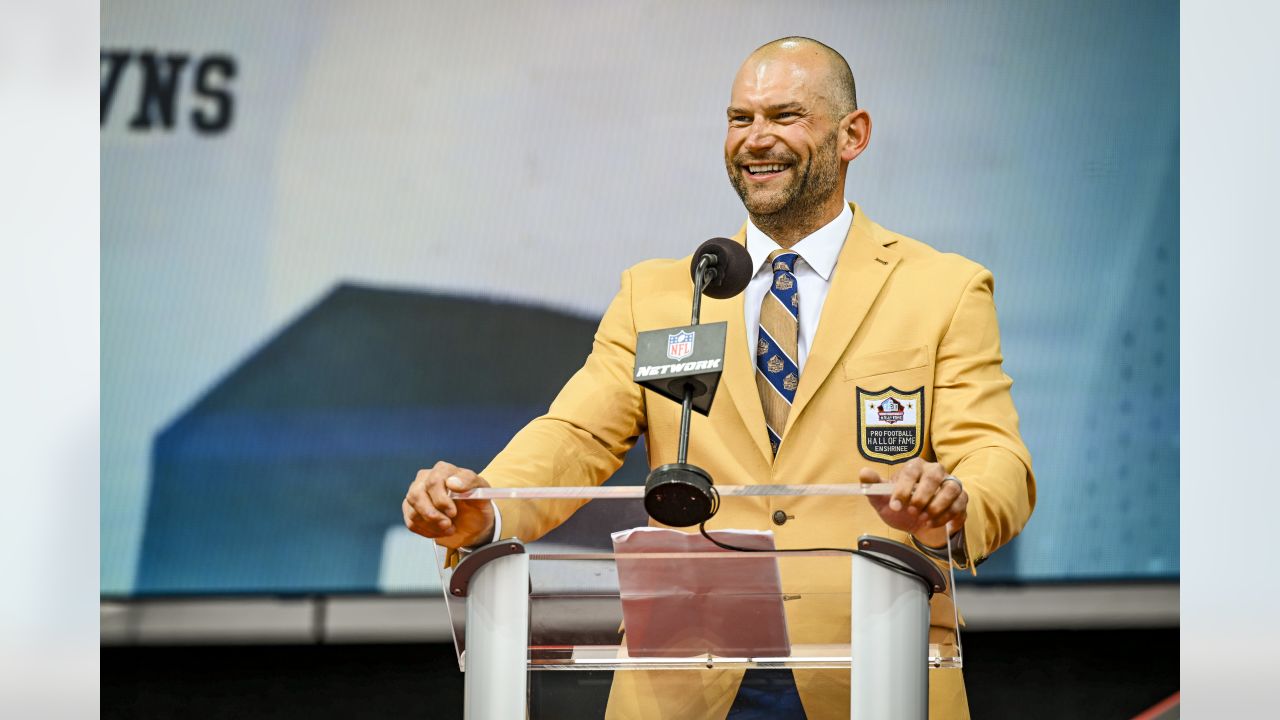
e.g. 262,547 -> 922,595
772,510 -> 788,526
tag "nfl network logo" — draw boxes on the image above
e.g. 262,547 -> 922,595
667,330 -> 695,360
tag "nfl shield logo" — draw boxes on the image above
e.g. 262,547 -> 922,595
666,330 -> 695,360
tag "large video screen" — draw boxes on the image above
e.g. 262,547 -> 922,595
102,0 -> 1178,595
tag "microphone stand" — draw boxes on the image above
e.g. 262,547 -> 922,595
643,253 -> 721,527
677,254 -> 715,466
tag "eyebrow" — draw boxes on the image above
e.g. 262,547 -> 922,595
726,102 -> 806,116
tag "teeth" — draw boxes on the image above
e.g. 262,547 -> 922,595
747,164 -> 787,174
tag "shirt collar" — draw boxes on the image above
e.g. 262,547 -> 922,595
745,202 -> 852,281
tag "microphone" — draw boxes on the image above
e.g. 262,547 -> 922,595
689,237 -> 753,300
634,238 -> 752,527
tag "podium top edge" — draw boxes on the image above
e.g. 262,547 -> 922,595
451,483 -> 895,500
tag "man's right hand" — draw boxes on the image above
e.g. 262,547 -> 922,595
403,461 -> 496,550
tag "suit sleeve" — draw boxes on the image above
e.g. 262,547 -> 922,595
479,268 -> 647,544
931,267 -> 1036,574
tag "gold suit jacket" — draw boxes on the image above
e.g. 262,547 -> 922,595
479,203 -> 1036,719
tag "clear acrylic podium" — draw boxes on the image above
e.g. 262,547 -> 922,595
435,484 -> 961,719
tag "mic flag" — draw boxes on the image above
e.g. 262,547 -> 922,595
633,321 -> 727,415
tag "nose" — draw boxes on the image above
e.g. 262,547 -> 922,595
743,118 -> 776,153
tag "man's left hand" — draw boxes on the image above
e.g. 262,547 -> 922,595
860,458 -> 967,547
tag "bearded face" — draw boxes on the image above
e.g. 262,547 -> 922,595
726,124 -> 842,219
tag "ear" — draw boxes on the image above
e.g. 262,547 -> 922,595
839,109 -> 872,163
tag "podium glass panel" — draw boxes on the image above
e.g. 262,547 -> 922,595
434,484 -> 962,679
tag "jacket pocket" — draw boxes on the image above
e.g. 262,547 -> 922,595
841,345 -> 930,381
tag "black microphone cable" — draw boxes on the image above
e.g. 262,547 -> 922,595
696,516 -> 940,599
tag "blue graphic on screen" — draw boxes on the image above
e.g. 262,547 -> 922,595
135,286 -> 649,594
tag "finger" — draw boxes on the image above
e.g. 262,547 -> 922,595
446,470 -> 492,519
407,468 -> 431,502
425,475 -> 457,519
930,492 -> 969,531
406,467 -> 439,511
407,473 -> 449,525
402,497 -> 420,532
426,460 -> 460,490
403,497 -> 451,536
908,463 -> 946,514
444,467 -> 486,494
859,467 -> 890,510
889,459 -> 923,512
923,481 -> 962,524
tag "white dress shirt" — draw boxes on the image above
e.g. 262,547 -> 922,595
743,202 -> 853,368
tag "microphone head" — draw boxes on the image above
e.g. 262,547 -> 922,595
690,237 -> 753,299
644,463 -> 716,527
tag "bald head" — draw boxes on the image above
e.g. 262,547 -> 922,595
744,37 -> 857,119
724,36 -> 870,246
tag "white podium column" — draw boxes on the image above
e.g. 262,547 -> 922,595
455,542 -> 529,720
850,543 -> 933,720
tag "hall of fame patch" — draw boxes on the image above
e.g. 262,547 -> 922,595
856,386 -> 925,463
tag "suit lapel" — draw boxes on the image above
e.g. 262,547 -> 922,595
784,204 -> 900,437
701,228 -> 773,467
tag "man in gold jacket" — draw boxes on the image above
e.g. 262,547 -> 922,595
404,36 -> 1034,720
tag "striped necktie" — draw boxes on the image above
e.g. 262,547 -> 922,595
755,250 -> 801,457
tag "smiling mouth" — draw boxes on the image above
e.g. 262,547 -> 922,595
745,163 -> 790,175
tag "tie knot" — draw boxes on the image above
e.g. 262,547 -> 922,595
768,250 -> 800,274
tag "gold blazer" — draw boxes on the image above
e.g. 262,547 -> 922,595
480,203 -> 1035,719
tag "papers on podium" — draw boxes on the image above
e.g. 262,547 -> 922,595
610,527 -> 790,658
